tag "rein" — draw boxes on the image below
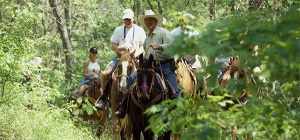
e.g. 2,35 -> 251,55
136,68 -> 155,94
118,74 -> 128,78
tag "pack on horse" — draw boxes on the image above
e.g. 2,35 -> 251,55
127,54 -> 171,140
68,72 -> 108,135
110,51 -> 136,140
175,58 -> 198,98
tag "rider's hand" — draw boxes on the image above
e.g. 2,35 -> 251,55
124,46 -> 130,52
149,43 -> 162,50
90,73 -> 96,78
93,73 -> 99,78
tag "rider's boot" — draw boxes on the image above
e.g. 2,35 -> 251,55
115,92 -> 129,119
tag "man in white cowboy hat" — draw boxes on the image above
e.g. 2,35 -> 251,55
114,9 -> 182,118
95,9 -> 147,110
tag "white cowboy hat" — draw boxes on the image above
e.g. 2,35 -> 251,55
138,10 -> 163,27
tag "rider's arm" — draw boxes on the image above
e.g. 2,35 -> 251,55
112,42 -> 123,56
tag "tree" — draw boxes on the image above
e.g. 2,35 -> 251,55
49,0 -> 74,83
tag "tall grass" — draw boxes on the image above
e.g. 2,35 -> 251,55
0,82 -> 113,140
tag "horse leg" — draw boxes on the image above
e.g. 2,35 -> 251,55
143,130 -> 154,140
164,131 -> 171,140
120,129 -> 126,140
173,133 -> 181,140
112,116 -> 121,140
97,105 -> 108,136
132,126 -> 141,140
126,117 -> 133,140
101,66 -> 113,93
232,125 -> 238,140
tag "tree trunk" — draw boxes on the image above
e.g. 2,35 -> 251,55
209,0 -> 216,20
49,0 -> 74,83
157,1 -> 162,14
136,0 -> 142,25
0,6 -> 2,22
146,0 -> 154,11
249,0 -> 268,11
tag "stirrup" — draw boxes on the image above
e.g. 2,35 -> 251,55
178,85 -> 185,93
115,104 -> 126,118
95,100 -> 105,110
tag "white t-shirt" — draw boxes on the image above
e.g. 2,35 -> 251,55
110,24 -> 146,55
171,26 -> 202,68
87,60 -> 100,78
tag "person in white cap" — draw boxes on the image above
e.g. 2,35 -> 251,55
171,12 -> 202,72
114,9 -> 182,118
95,9 -> 147,110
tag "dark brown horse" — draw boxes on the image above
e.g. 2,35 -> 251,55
68,77 -> 109,135
127,54 -> 171,140
110,51 -> 136,140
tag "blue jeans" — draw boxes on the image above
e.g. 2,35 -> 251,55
108,57 -> 119,67
126,62 -> 182,98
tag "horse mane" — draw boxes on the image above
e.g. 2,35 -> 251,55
128,54 -> 171,139
119,51 -> 132,62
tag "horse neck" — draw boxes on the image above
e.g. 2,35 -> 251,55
149,74 -> 165,102
90,80 -> 101,99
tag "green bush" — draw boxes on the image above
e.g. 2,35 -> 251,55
147,5 -> 300,140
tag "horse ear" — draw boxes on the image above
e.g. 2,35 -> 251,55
149,54 -> 154,64
130,50 -> 136,58
138,54 -> 143,64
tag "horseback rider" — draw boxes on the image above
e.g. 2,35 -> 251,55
95,9 -> 146,110
74,47 -> 102,100
114,9 -> 182,118
171,12 -> 202,72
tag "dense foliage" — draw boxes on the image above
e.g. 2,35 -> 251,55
147,2 -> 300,140
0,0 -> 299,139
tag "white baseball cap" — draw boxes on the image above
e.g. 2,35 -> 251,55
122,9 -> 134,19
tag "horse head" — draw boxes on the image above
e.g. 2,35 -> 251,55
117,50 -> 136,92
136,54 -> 160,101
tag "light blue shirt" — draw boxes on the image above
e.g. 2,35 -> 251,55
144,26 -> 174,61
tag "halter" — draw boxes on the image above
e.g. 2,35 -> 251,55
136,67 -> 155,93
118,74 -> 128,78
116,53 -> 136,92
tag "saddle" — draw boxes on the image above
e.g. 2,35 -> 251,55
127,72 -> 177,100
178,59 -> 197,82
71,78 -> 101,100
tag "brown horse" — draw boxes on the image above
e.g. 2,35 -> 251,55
110,51 -> 136,140
175,58 -> 198,98
68,77 -> 109,136
217,55 -> 255,140
127,54 -> 171,140
218,56 -> 253,105
174,59 -> 208,139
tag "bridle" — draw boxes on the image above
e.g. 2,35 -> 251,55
117,58 -> 136,91
136,67 -> 155,94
